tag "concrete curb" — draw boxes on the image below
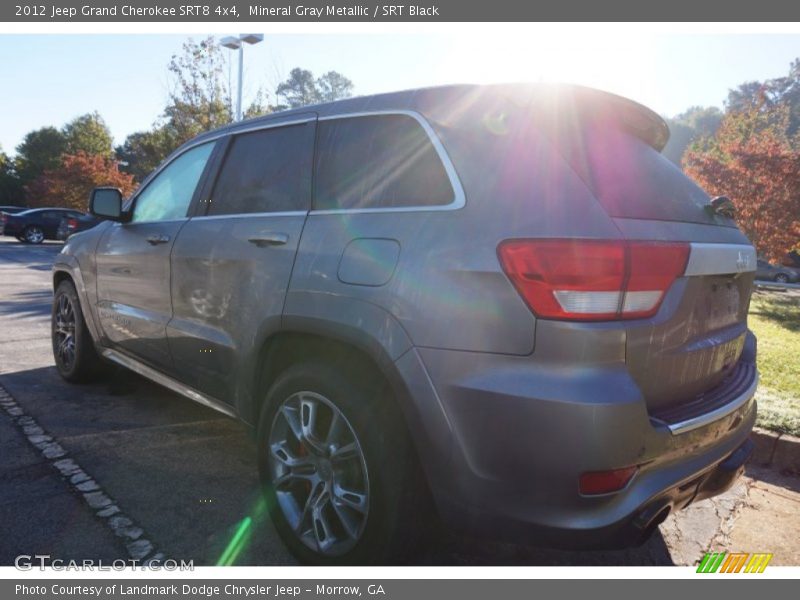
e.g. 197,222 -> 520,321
750,427 -> 800,473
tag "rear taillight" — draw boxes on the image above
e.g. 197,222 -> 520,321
579,466 -> 638,495
497,239 -> 689,321
66,218 -> 78,230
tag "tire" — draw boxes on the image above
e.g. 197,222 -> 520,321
52,280 -> 103,383
775,273 -> 789,284
23,225 -> 45,244
257,360 -> 432,565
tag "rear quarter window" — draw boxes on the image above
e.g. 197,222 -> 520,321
313,113 -> 454,210
551,124 -> 717,225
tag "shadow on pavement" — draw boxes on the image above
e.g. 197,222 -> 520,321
1,363 -> 676,566
0,289 -> 53,318
746,463 -> 800,494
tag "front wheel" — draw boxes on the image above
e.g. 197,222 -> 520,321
775,273 -> 790,284
52,280 -> 103,382
23,225 -> 45,244
258,361 -> 431,565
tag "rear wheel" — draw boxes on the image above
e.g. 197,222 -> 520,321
52,280 -> 103,382
23,225 -> 44,244
258,360 -> 431,565
775,273 -> 790,284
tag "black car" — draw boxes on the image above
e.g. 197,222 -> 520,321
57,213 -> 102,241
1,208 -> 87,244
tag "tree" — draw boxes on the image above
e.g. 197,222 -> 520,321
0,147 -> 24,206
14,126 -> 67,186
276,68 -> 320,109
162,36 -> 233,145
115,127 -> 175,182
275,68 -> 354,109
26,152 -> 136,212
683,104 -> 800,261
726,59 -> 800,138
317,71 -> 354,103
663,106 -> 723,166
63,112 -> 114,157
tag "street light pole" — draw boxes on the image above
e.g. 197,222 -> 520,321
236,43 -> 244,121
220,34 -> 264,122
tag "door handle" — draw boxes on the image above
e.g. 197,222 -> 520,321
248,233 -> 289,247
146,234 -> 170,245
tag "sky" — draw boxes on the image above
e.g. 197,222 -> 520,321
0,32 -> 799,154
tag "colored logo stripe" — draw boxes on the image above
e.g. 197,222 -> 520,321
697,552 -> 772,573
745,553 -> 773,573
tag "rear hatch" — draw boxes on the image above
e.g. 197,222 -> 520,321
539,90 -> 756,413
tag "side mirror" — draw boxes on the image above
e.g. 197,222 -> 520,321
90,187 -> 128,222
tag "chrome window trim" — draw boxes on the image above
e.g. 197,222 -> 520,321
685,243 -> 757,276
310,110 -> 466,215
191,210 -> 308,221
111,218 -> 187,227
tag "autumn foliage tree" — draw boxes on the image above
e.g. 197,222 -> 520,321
26,152 -> 136,212
683,103 -> 800,261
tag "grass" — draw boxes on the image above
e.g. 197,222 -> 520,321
748,290 -> 800,437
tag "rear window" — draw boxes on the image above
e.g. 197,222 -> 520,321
313,114 -> 454,210
550,123 -> 718,225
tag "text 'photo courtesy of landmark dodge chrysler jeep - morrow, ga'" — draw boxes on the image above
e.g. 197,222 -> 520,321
51,83 -> 759,565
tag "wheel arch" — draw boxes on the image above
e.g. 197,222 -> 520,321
245,322 -> 446,510
248,325 -> 410,429
52,263 -> 102,345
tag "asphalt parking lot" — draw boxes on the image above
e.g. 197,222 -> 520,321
1,236 -> 798,566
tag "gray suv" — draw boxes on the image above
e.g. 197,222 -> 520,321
51,84 -> 758,564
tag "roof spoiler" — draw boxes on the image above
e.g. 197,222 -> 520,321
503,84 -> 671,152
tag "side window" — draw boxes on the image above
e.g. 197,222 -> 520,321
313,114 -> 454,210
208,122 -> 314,216
132,142 -> 215,223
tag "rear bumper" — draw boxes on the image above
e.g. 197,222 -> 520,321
485,436 -> 754,550
398,337 -> 758,550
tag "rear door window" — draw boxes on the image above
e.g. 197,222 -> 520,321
313,113 -> 454,210
208,121 -> 315,215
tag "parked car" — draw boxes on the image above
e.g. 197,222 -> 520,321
52,84 -> 758,565
755,259 -> 798,284
782,250 -> 800,270
57,213 -> 101,241
2,208 -> 86,243
0,206 -> 28,236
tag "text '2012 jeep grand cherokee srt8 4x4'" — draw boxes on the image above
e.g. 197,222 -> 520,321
52,83 -> 757,564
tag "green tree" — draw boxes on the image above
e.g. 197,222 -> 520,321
275,68 -> 354,110
63,111 -> 114,157
0,147 -> 24,206
162,36 -> 233,144
663,106 -> 723,166
317,71 -> 354,103
726,59 -> 800,138
15,126 -> 67,186
115,127 -> 175,182
276,68 -> 320,109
